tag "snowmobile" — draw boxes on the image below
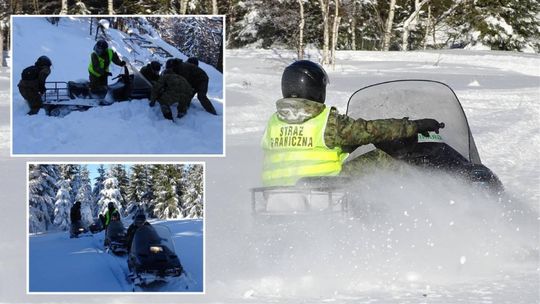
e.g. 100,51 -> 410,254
251,80 -> 503,216
69,220 -> 89,238
42,61 -> 153,117
88,216 -> 104,234
104,220 -> 128,255
127,224 -> 184,286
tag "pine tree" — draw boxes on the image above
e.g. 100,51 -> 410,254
126,164 -> 151,217
109,164 -> 129,208
60,164 -> 82,202
28,164 -> 59,233
97,177 -> 124,215
182,164 -> 204,218
75,166 -> 94,226
92,165 -> 107,217
53,179 -> 72,231
153,165 -> 182,219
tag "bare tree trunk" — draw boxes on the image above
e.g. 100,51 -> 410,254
60,0 -> 68,14
402,0 -> 429,51
108,0 -> 114,14
350,0 -> 356,50
212,0 -> 218,14
330,0 -> 340,66
0,23 -> 3,67
382,0 -> 396,51
423,5 -> 431,50
180,0 -> 189,14
297,0 -> 305,60
33,0 -> 39,13
319,0 -> 330,65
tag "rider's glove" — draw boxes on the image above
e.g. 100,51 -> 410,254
414,119 -> 441,137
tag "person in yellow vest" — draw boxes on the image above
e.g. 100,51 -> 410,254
88,39 -> 125,95
261,60 -> 442,187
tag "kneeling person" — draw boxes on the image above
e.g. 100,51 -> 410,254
150,59 -> 192,120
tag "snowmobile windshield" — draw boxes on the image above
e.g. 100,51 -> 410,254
131,224 -> 176,254
107,221 -> 125,235
346,80 -> 481,163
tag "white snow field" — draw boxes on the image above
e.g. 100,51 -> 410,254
0,48 -> 539,303
11,17 -> 223,155
29,219 -> 203,292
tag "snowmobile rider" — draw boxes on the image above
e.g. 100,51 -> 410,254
177,57 -> 218,115
139,61 -> 162,84
69,201 -> 83,238
150,58 -> 193,120
126,212 -> 150,253
102,201 -> 120,229
17,55 -> 52,115
261,60 -> 442,186
88,39 -> 126,95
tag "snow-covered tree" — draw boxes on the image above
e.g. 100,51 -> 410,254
75,166 -> 94,226
97,177 -> 124,215
60,164 -> 81,203
126,164 -> 151,216
92,165 -> 107,217
28,165 -> 59,233
153,165 -> 182,219
53,179 -> 72,231
182,164 -> 204,218
109,164 -> 129,208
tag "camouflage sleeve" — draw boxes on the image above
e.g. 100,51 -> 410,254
150,77 -> 164,102
38,67 -> 51,93
325,107 -> 418,148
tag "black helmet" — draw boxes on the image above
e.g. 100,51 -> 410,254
107,202 -> 115,209
150,61 -> 161,72
94,39 -> 108,56
187,57 -> 199,66
165,58 -> 176,70
134,212 -> 146,226
281,60 -> 329,103
74,201 -> 81,207
35,55 -> 52,67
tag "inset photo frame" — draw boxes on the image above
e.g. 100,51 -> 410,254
27,162 -> 205,293
11,15 -> 224,156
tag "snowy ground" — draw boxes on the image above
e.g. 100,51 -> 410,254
11,17 -> 223,155
0,48 -> 539,303
29,219 -> 203,292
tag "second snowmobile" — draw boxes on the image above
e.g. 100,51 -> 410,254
69,220 -> 89,238
127,224 -> 184,286
104,220 -> 128,255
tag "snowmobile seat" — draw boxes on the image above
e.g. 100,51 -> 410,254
67,81 -> 90,99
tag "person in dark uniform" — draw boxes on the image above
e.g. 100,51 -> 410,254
177,57 -> 217,115
150,59 -> 193,120
69,201 -> 83,238
17,56 -> 52,115
139,61 -> 162,84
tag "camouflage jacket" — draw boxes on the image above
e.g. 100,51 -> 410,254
17,66 -> 50,93
151,69 -> 193,106
274,98 -> 418,149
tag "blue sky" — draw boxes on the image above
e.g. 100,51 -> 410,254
86,164 -> 132,184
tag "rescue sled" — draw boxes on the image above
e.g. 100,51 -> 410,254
251,80 -> 502,216
42,61 -> 153,117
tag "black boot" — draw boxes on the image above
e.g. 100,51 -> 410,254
163,111 -> 173,121
177,111 -> 186,119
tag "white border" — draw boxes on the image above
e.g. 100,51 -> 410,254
26,161 -> 207,295
10,15 -> 226,158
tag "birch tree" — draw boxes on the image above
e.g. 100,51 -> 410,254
0,22 -> 3,67
297,0 -> 305,60
402,0 -> 430,51
319,0 -> 331,64
108,0 -> 114,14
180,0 -> 189,14
382,0 -> 396,51
330,0 -> 341,65
212,0 -> 218,14
60,0 -> 68,14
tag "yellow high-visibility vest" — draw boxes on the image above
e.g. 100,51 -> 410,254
88,48 -> 113,77
261,107 -> 348,186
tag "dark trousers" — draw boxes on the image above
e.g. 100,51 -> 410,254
191,82 -> 217,115
19,86 -> 42,114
